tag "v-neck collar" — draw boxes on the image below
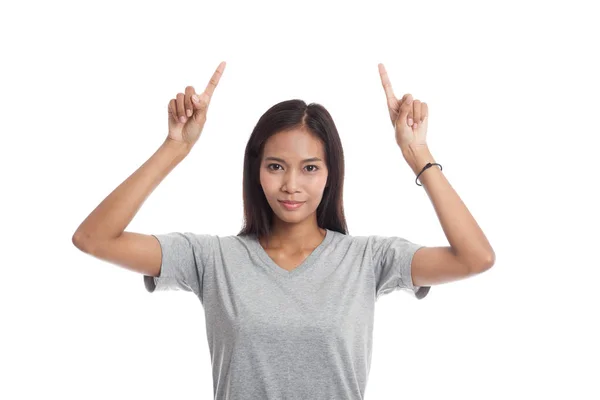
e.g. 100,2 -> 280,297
249,229 -> 333,278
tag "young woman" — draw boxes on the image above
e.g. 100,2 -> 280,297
72,61 -> 495,399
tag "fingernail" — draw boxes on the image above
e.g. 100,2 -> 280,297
186,109 -> 192,117
408,118 -> 413,126
192,95 -> 199,102
180,116 -> 186,123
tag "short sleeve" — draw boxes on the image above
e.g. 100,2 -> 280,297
143,232 -> 214,299
370,235 -> 430,300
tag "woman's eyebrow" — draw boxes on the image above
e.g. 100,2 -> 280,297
264,156 -> 323,164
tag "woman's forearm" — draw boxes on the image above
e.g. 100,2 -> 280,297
72,138 -> 190,247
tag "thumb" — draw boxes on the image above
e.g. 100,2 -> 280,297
397,95 -> 413,127
191,92 -> 210,122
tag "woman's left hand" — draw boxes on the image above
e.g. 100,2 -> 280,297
378,63 -> 429,150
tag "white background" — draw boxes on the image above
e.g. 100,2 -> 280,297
2,0 -> 599,399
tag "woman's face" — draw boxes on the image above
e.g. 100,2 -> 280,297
259,128 -> 329,224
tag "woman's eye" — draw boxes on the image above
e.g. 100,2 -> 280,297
267,164 -> 319,172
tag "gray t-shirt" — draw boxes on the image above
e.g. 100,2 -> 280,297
143,228 -> 430,399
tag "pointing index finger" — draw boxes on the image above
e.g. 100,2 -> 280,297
204,61 -> 226,99
378,63 -> 396,102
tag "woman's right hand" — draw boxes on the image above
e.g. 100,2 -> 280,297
167,61 -> 226,148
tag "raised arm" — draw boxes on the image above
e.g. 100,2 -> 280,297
72,139 -> 190,276
72,61 -> 226,277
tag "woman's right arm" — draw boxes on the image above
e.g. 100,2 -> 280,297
71,138 -> 190,277
72,62 -> 226,277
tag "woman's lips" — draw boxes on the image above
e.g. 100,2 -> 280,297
278,200 -> 305,210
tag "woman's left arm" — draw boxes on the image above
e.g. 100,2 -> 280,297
402,144 -> 496,272
378,63 -> 495,278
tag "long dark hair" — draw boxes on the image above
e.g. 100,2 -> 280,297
236,99 -> 348,239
